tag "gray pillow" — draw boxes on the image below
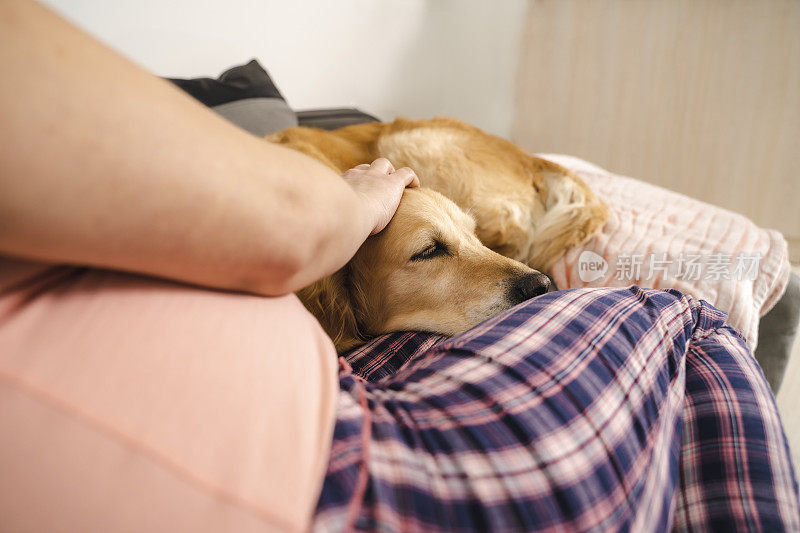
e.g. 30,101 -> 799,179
212,98 -> 297,136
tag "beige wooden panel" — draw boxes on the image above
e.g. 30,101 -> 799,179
513,0 -> 800,261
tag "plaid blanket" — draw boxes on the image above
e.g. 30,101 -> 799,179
313,287 -> 799,532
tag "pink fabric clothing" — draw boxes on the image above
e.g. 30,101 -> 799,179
541,154 -> 791,349
0,257 -> 338,532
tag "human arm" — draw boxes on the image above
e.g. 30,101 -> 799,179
0,0 -> 417,295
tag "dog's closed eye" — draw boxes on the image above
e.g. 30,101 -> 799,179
410,240 -> 449,262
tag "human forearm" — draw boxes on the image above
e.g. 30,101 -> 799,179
0,0 -> 375,295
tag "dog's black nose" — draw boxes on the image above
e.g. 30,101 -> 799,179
507,272 -> 551,304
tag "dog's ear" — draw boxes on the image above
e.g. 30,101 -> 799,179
296,268 -> 363,354
472,198 -> 534,263
527,159 -> 609,271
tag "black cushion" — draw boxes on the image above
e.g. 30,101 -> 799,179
166,59 -> 298,136
296,108 -> 379,130
168,60 -> 384,135
168,59 -> 285,107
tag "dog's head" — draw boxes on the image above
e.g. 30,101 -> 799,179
374,117 -> 610,271
298,187 -> 550,353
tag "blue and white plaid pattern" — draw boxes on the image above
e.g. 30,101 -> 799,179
314,287 -> 799,532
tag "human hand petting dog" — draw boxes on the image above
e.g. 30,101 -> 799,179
342,158 -> 420,235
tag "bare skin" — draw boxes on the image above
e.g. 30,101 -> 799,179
0,0 -> 418,295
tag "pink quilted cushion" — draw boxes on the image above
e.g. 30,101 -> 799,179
542,154 -> 791,350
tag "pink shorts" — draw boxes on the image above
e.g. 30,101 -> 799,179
0,257 -> 338,532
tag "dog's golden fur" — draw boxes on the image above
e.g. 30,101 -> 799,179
270,117 -> 608,270
269,117 -> 608,352
296,187 -> 546,353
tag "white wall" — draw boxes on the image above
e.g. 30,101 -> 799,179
41,0 -> 527,138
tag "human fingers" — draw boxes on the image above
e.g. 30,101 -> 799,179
393,167 -> 420,188
369,157 -> 394,174
343,163 -> 370,174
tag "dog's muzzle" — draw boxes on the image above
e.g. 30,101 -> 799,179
507,272 -> 551,305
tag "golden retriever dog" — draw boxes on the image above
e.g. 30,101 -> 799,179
296,186 -> 551,353
270,117 -> 608,270
269,117 -> 607,352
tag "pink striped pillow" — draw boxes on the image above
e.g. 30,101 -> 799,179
541,154 -> 791,350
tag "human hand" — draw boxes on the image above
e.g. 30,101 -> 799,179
342,158 -> 420,235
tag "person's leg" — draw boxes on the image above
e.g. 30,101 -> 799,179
315,287 -> 799,531
675,324 -> 800,531
0,265 -> 338,532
